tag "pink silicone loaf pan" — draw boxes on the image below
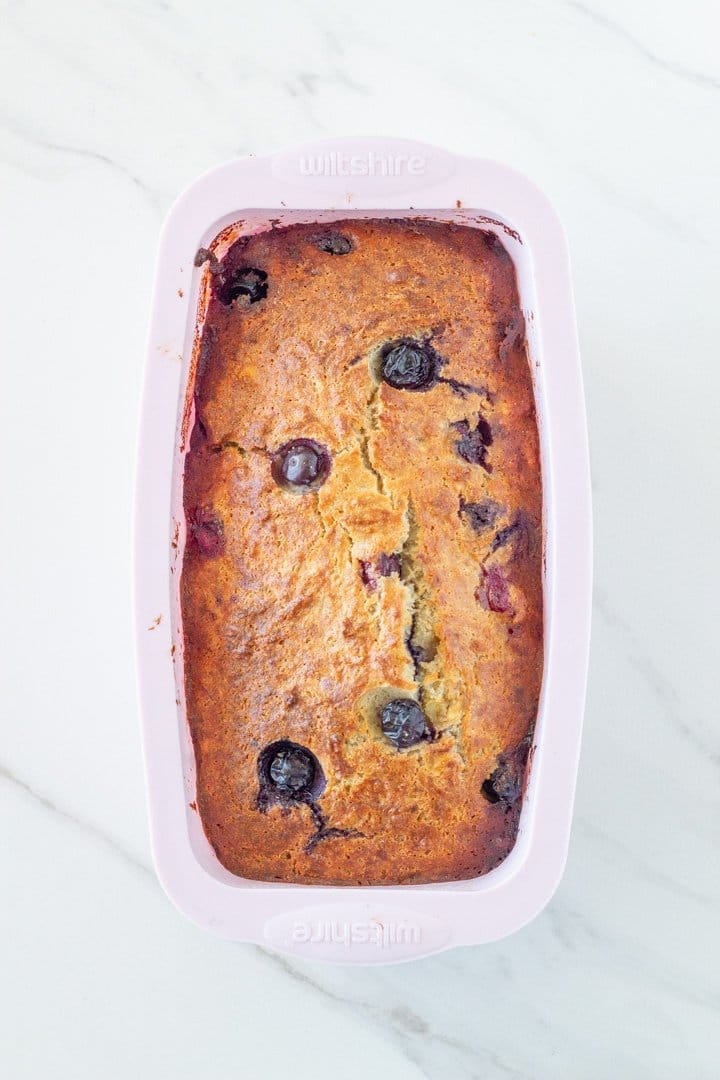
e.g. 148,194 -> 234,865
134,137 -> 592,965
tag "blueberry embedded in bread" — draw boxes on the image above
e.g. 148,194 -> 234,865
458,497 -> 502,533
490,511 -> 536,559
214,266 -> 268,305
481,739 -> 532,808
482,760 -> 521,806
376,552 -> 401,577
380,698 -> 433,750
475,564 -> 514,614
194,246 -> 268,304
257,741 -> 326,808
186,507 -> 224,557
315,232 -> 353,255
378,338 -> 445,391
271,439 -> 331,492
451,414 -> 493,471
256,742 -> 363,854
269,747 -> 314,795
359,552 -> 402,590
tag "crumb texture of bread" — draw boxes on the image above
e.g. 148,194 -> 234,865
181,218 -> 543,885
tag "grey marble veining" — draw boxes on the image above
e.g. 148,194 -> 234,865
2,1 -> 718,1077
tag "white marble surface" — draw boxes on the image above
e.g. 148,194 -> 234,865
2,1 -> 719,1076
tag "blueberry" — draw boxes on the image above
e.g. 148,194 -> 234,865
376,553 -> 401,577
360,553 -> 401,591
490,512 -> 535,558
257,740 -> 326,807
359,560 -> 377,591
380,698 -> 431,749
271,439 -> 331,492
316,233 -> 353,255
283,447 -> 319,485
475,565 -> 513,613
405,636 -> 426,677
451,416 -> 493,470
458,497 -> 502,533
187,507 -> 224,557
482,762 -> 521,804
491,522 -> 519,552
215,267 -> 268,305
481,741 -> 531,806
269,747 -> 315,795
379,339 -> 443,391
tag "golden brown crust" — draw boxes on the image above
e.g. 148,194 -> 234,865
181,218 -> 543,885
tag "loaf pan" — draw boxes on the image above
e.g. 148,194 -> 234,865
134,136 -> 592,964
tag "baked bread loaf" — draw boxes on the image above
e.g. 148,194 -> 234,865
181,217 -> 543,885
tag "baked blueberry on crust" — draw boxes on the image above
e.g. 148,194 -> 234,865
181,217 -> 543,886
458,497 -> 502,533
186,507 -> 224,557
271,439 -> 331,492
380,698 -> 432,749
451,415 -> 493,470
482,740 -> 532,808
315,232 -> 353,255
257,741 -> 326,808
215,266 -> 268,305
379,338 -> 444,391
